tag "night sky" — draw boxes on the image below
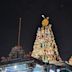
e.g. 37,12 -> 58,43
0,0 -> 72,61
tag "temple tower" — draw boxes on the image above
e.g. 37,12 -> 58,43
31,15 -> 62,64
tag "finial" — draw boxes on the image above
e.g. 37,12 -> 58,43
41,15 -> 49,27
42,15 -> 45,18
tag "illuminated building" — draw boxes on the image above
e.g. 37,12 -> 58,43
0,15 -> 72,72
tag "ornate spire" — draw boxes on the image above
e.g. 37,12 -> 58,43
31,15 -> 63,65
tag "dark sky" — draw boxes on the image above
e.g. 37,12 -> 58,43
0,0 -> 72,60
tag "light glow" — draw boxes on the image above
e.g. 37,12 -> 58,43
14,65 -> 17,69
49,69 -> 54,72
